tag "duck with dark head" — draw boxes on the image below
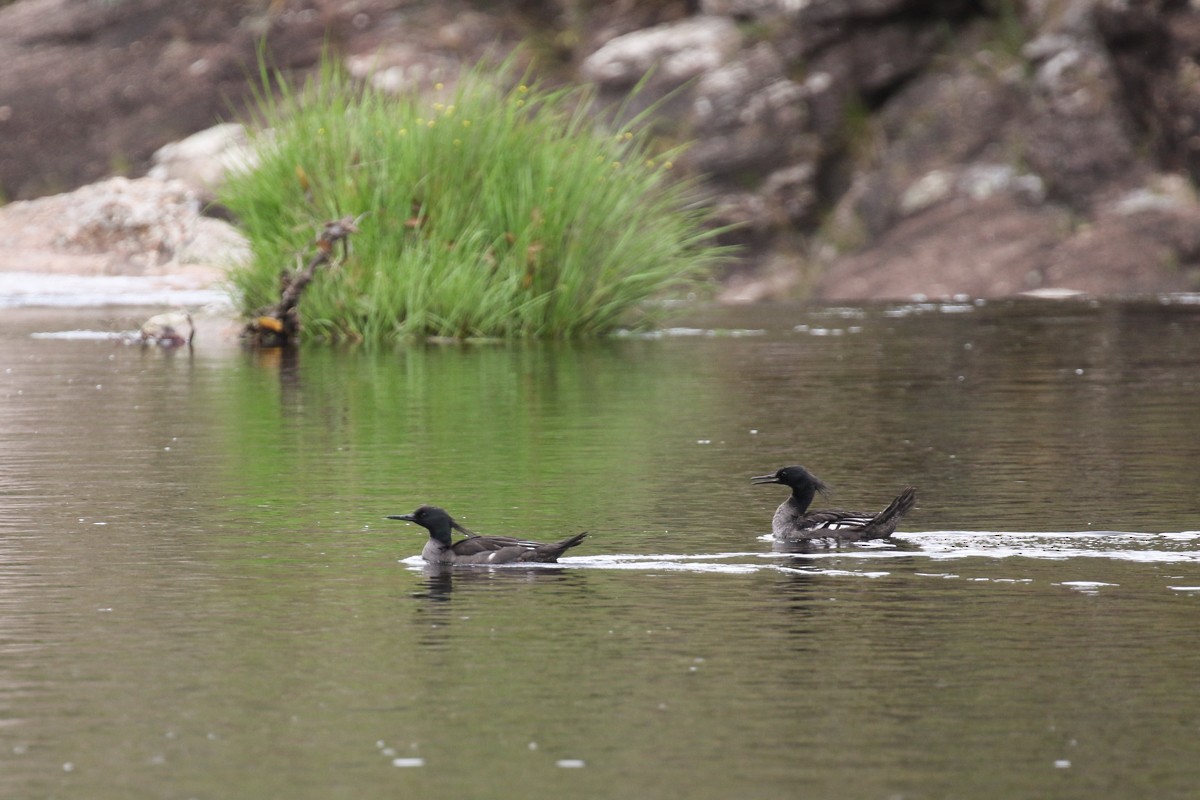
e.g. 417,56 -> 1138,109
388,505 -> 588,565
751,465 -> 916,543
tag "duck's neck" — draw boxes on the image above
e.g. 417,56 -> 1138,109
789,484 -> 817,514
427,522 -> 455,547
773,494 -> 809,536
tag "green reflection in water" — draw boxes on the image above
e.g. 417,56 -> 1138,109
209,339 -> 728,549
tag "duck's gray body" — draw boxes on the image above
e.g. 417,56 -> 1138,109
389,505 -> 587,564
752,465 -> 916,543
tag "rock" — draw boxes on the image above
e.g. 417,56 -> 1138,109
0,176 -> 247,282
959,164 -> 1045,204
140,310 -> 195,346
685,44 -> 819,185
1024,36 -> 1140,202
815,195 -> 1071,300
346,45 -> 461,94
762,163 -> 819,227
718,250 -> 813,304
1043,205 -> 1200,295
821,172 -> 888,254
581,16 -> 742,88
148,123 -> 257,196
0,0 -> 327,201
899,165 -> 1045,216
691,44 -> 788,131
809,20 -> 946,101
899,170 -> 956,216
1109,173 -> 1196,216
699,0 -> 799,20
816,23 -> 1035,258
817,175 -> 1200,300
1096,1 -> 1200,179
877,51 -> 1027,174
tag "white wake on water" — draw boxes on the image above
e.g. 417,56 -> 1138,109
401,531 -> 1200,585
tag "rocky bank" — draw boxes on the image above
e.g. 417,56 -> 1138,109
2,0 -> 1200,303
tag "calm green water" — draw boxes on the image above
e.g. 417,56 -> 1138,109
1,298 -> 1198,799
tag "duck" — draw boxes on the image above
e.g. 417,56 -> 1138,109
387,505 -> 588,564
751,465 -> 916,542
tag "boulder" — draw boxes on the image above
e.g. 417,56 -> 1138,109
815,194 -> 1071,299
0,0 -> 326,201
0,176 -> 247,282
581,16 -> 743,88
1023,34 -> 1141,203
148,123 -> 258,197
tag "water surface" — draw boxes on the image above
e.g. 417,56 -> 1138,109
1,297 -> 1198,798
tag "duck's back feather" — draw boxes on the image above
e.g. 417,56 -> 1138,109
445,532 -> 588,564
776,487 -> 917,542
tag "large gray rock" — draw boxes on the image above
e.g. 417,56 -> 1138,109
0,176 -> 247,280
685,45 -> 815,178
148,123 -> 258,196
782,2 -> 1200,301
1023,34 -> 1140,203
581,16 -> 743,88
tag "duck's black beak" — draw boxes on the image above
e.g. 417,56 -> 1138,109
750,474 -> 781,485
387,513 -> 416,522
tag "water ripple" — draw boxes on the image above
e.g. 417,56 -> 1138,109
401,531 -> 1200,583
748,530 -> 1200,563
898,530 -> 1200,563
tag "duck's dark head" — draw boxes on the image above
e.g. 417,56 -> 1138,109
386,505 -> 474,544
751,465 -> 831,495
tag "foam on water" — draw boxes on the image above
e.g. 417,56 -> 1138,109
401,552 -> 889,577
753,530 -> 1200,563
399,531 -> 1200,588
897,530 -> 1200,563
1057,581 -> 1119,594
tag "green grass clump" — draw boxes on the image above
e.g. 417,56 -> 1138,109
220,57 -> 729,342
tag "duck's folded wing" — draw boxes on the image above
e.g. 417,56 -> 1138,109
801,509 -> 875,530
450,535 -> 538,557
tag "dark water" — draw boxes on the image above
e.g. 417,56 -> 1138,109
1,298 -> 1198,799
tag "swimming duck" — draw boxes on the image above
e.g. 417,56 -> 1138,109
751,465 -> 916,542
387,505 -> 588,564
